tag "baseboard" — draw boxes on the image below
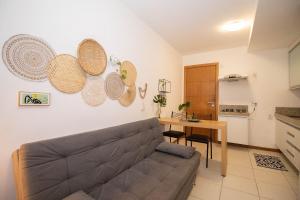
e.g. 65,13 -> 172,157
217,141 -> 281,152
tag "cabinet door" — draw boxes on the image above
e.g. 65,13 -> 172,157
289,42 -> 300,89
275,120 -> 285,151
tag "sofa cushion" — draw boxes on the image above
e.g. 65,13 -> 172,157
62,191 -> 95,200
155,142 -> 195,158
18,118 -> 164,200
87,151 -> 200,200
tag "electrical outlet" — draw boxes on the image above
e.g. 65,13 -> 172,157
268,114 -> 273,120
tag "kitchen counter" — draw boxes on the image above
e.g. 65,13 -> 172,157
275,113 -> 300,130
275,107 -> 300,130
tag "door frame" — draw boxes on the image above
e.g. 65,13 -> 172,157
184,63 -> 220,139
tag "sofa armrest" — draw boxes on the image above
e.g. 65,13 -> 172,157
155,142 -> 195,158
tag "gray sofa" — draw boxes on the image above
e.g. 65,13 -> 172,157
12,118 -> 200,200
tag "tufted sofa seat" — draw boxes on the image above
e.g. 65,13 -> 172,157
12,118 -> 200,200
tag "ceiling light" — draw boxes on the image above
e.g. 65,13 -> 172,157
220,20 -> 250,32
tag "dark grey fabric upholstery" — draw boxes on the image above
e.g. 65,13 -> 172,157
156,142 -> 196,158
18,118 -> 200,200
62,191 -> 95,200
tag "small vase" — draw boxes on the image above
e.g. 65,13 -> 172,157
157,105 -> 161,118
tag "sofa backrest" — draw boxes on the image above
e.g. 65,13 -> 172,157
13,118 -> 163,200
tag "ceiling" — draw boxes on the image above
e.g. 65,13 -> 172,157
122,0 -> 300,55
122,0 -> 257,55
249,0 -> 300,51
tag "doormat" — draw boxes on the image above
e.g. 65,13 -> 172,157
254,153 -> 288,171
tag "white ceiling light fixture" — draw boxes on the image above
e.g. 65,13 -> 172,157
220,20 -> 251,32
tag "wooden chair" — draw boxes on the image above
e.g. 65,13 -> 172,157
163,111 -> 186,144
185,113 -> 213,168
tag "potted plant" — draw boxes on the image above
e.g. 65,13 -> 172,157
178,102 -> 191,120
153,94 -> 166,118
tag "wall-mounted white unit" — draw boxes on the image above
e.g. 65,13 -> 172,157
289,41 -> 300,89
219,74 -> 248,82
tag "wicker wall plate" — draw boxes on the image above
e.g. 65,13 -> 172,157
81,76 -> 106,106
78,39 -> 107,76
47,54 -> 86,94
104,72 -> 125,100
2,34 -> 55,81
120,61 -> 137,86
119,85 -> 136,107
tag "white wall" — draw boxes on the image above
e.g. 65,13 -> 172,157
183,46 -> 300,148
0,0 -> 182,199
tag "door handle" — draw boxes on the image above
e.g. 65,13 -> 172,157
208,101 -> 215,107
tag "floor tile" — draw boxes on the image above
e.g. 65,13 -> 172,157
223,175 -> 258,195
220,187 -> 259,200
257,182 -> 296,200
284,175 -> 299,195
227,163 -> 254,179
199,158 -> 222,172
254,169 -> 289,186
282,169 -> 299,178
190,177 -> 222,200
197,168 -> 223,184
228,150 -> 252,168
187,195 -> 203,200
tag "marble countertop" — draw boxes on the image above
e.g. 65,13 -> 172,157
275,113 -> 300,130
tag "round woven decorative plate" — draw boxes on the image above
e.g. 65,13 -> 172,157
81,76 -> 106,106
2,34 -> 55,81
104,72 -> 125,100
119,85 -> 136,107
77,39 -> 107,76
47,54 -> 86,94
120,61 -> 137,86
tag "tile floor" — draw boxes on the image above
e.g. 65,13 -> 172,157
175,139 -> 299,200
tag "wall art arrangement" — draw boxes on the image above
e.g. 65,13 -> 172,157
2,34 -> 145,107
138,83 -> 147,99
2,34 -> 55,81
18,91 -> 50,106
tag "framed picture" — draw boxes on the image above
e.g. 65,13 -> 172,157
158,79 -> 171,93
18,91 -> 50,106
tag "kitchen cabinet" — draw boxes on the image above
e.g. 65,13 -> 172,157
275,119 -> 300,171
218,115 -> 249,145
289,42 -> 300,89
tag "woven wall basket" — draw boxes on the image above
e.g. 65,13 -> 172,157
120,61 -> 137,86
81,76 -> 106,106
104,72 -> 125,100
119,85 -> 136,107
47,54 -> 86,94
77,39 -> 107,76
2,34 -> 55,81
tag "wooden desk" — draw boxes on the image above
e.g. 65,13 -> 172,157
159,117 -> 228,176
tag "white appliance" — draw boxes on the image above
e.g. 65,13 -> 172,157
218,105 -> 249,145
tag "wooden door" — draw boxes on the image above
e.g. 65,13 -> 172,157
184,63 -> 219,139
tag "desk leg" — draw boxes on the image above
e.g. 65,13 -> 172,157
221,127 -> 228,176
